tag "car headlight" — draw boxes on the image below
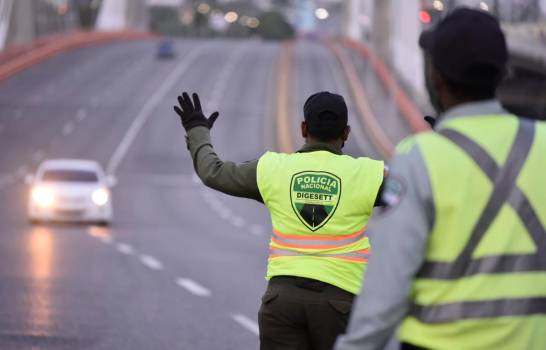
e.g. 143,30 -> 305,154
31,186 -> 55,207
91,188 -> 110,206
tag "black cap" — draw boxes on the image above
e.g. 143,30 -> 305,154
304,91 -> 348,125
419,7 -> 508,87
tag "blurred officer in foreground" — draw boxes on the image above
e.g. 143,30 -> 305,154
335,8 -> 546,350
174,91 -> 385,350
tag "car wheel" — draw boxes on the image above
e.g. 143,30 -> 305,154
97,220 -> 110,227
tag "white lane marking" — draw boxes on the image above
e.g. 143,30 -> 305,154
219,208 -> 231,220
117,243 -> 135,255
208,45 -> 249,111
76,108 -> 87,121
231,216 -> 245,228
140,254 -> 163,270
250,224 -> 265,236
62,122 -> 74,136
16,166 -> 28,178
95,234 -> 113,244
32,150 -> 45,162
192,173 -> 201,184
0,173 -> 14,188
106,45 -> 208,175
231,314 -> 259,336
141,174 -> 194,186
176,278 -> 212,297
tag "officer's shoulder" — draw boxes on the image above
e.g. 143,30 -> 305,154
258,151 -> 289,163
395,130 -> 437,155
350,154 -> 384,166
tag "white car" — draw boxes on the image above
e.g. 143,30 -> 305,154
27,159 -> 114,225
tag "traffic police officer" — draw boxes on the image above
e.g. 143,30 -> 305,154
335,8 -> 546,350
174,91 -> 385,350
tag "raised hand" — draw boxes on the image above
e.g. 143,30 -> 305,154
174,92 -> 219,132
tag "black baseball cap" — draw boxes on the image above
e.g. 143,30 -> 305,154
304,91 -> 347,125
419,7 -> 508,87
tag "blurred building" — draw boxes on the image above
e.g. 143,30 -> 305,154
0,0 -> 80,50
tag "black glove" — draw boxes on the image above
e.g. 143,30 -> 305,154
174,92 -> 219,132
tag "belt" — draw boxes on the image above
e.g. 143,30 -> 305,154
270,275 -> 347,294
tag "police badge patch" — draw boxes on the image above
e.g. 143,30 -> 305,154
378,175 -> 407,215
290,171 -> 341,231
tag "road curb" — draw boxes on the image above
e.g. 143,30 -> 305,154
276,41 -> 296,153
0,31 -> 155,82
342,38 -> 430,134
326,41 -> 395,158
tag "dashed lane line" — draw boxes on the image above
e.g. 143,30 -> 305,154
62,122 -> 74,136
32,150 -> 45,162
140,254 -> 163,270
0,173 -> 14,188
219,209 -> 231,220
76,108 -> 87,122
251,224 -> 265,236
231,216 -> 245,228
16,166 -> 28,178
176,278 -> 212,297
231,314 -> 259,336
192,173 -> 201,184
97,235 -> 113,244
117,242 -> 135,255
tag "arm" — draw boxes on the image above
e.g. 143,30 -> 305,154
187,126 -> 262,202
373,165 -> 390,207
174,92 -> 262,202
335,144 -> 434,350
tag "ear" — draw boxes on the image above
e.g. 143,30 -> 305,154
342,125 -> 351,141
431,65 -> 447,93
301,121 -> 308,138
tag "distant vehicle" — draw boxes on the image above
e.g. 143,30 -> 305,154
157,39 -> 175,59
27,159 -> 115,225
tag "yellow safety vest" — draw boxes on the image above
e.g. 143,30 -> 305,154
257,150 -> 384,294
398,115 -> 546,350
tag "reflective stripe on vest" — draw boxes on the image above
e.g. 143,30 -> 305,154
410,297 -> 546,324
411,119 -> 546,323
271,227 -> 367,250
269,248 -> 370,263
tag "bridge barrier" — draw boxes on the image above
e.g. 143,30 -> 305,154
0,31 -> 154,82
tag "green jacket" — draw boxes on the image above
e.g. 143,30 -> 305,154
186,126 -> 349,202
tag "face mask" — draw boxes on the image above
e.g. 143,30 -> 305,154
424,55 -> 445,115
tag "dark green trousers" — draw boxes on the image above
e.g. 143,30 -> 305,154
258,276 -> 354,350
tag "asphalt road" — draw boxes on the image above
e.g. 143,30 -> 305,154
0,38 -> 411,349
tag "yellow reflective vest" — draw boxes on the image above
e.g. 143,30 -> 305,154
399,115 -> 546,350
257,149 -> 384,294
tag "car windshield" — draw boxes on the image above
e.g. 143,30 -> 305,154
41,169 -> 99,183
